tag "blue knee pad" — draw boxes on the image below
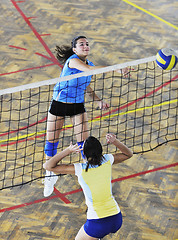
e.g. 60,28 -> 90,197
44,140 -> 59,157
77,141 -> 85,159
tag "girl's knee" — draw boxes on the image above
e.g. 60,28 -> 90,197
44,140 -> 59,157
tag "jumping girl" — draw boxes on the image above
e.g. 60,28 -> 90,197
43,35 -> 130,197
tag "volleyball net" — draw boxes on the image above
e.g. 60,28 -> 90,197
0,55 -> 177,190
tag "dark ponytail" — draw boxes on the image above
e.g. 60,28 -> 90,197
55,45 -> 74,64
83,136 -> 104,172
55,35 -> 87,64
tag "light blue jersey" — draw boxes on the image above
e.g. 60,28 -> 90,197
53,54 -> 95,103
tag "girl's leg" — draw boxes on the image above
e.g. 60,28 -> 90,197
43,112 -> 65,197
70,112 -> 89,142
70,112 -> 89,159
45,112 -> 65,160
75,225 -> 99,240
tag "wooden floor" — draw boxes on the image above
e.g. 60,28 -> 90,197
0,0 -> 178,239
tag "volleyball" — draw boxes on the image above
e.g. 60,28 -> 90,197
156,48 -> 177,70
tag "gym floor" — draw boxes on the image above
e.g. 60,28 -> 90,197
0,0 -> 177,239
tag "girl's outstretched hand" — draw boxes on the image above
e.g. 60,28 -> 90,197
106,133 -> 117,144
121,67 -> 131,78
116,67 -> 134,78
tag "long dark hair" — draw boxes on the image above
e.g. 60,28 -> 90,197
83,136 -> 104,172
55,35 -> 87,64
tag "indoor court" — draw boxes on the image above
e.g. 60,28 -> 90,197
0,0 -> 178,239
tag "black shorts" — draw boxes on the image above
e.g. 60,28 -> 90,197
49,99 -> 86,117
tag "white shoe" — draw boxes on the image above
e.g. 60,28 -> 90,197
43,170 -> 58,197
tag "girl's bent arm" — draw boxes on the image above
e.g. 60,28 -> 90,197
86,85 -> 109,110
106,133 -> 133,164
43,143 -> 80,174
44,163 -> 75,175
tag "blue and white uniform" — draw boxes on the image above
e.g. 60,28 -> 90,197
74,154 -> 120,219
74,154 -> 122,238
53,54 -> 95,103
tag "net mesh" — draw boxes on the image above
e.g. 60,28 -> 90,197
0,56 -> 177,190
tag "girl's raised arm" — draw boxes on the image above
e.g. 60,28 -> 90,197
106,133 -> 133,164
